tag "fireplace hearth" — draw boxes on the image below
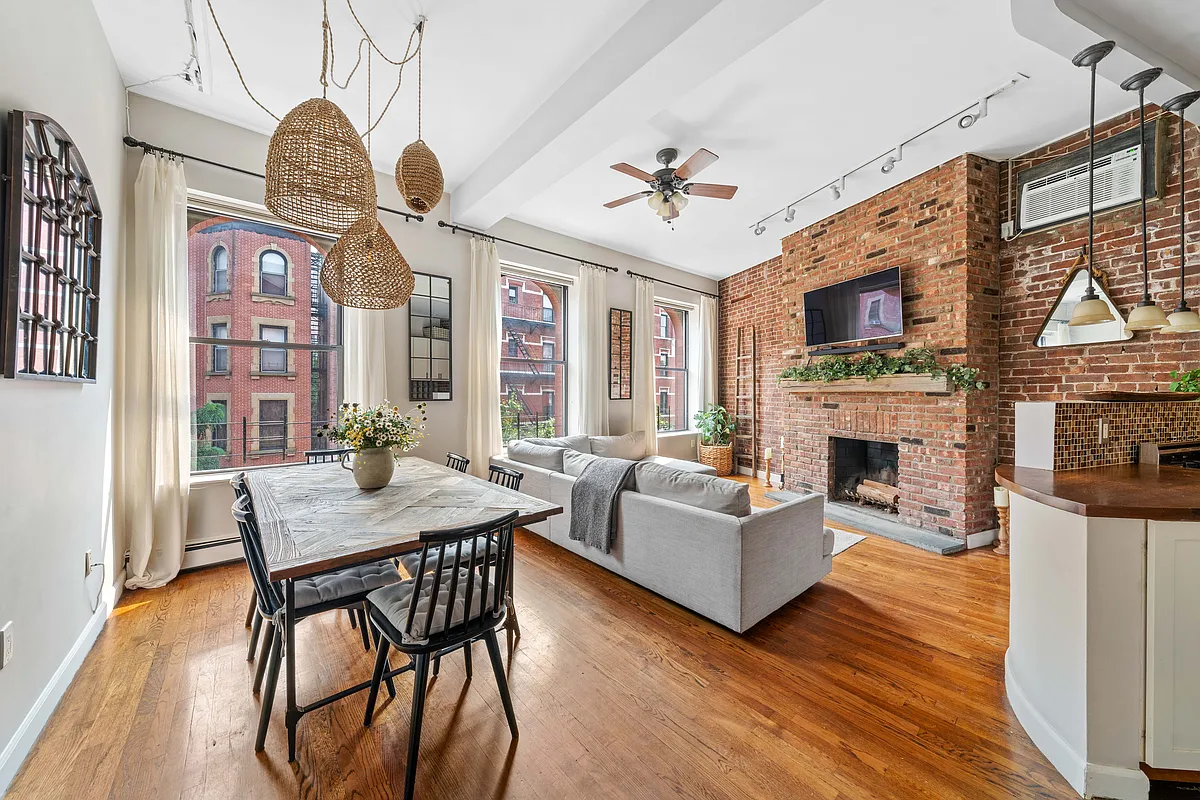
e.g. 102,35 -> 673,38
831,437 -> 899,512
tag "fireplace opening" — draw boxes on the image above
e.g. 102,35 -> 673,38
831,437 -> 899,513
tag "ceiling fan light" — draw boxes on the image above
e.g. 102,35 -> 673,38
672,193 -> 688,212
647,191 -> 666,211
1124,300 -> 1169,330
1162,307 -> 1200,333
1068,292 -> 1116,327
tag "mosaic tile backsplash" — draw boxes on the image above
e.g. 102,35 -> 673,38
1053,402 -> 1200,470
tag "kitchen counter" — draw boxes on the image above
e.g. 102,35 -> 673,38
995,463 -> 1200,521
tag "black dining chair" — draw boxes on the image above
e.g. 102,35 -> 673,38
230,476 -> 404,750
363,511 -> 521,800
445,452 -> 470,473
306,447 -> 352,464
232,477 -> 265,662
488,464 -> 524,491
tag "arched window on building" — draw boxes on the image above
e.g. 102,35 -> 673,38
259,250 -> 287,296
212,246 -> 229,293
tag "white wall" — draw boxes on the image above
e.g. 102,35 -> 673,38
0,0 -> 127,791
123,95 -> 717,552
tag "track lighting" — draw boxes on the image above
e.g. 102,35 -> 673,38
880,145 -> 902,174
753,223 -> 766,236
784,206 -> 796,223
958,96 -> 988,129
829,177 -> 845,201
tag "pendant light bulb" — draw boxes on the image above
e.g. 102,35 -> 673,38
1124,300 -> 1169,330
1121,66 -> 1165,330
672,192 -> 688,212
1162,89 -> 1200,334
1071,41 -> 1116,320
1162,308 -> 1200,334
1068,284 -> 1116,327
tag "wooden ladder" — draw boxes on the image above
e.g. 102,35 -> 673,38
734,325 -> 757,477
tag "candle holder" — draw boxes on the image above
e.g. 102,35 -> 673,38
764,456 -> 773,488
994,486 -> 1010,556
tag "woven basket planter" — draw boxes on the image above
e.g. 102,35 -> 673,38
698,443 -> 733,476
395,140 -> 444,214
320,218 -> 414,310
265,98 -> 377,235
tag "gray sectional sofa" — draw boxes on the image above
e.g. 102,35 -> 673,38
490,432 -> 832,633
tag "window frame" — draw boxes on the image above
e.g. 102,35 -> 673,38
258,324 -> 289,374
211,321 -> 230,373
257,397 -> 289,453
499,270 -> 569,444
653,302 -> 689,433
211,245 -> 229,294
258,249 -> 289,297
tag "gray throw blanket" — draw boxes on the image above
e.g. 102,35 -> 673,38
569,457 -> 638,553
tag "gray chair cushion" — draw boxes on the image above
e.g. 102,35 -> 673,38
523,434 -> 591,453
642,455 -> 717,475
633,462 -> 752,517
562,449 -> 600,477
505,440 -> 566,472
398,536 -> 497,576
589,431 -> 646,460
295,560 -> 401,609
368,569 -> 499,643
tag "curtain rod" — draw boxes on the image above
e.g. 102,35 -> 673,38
626,270 -> 719,299
121,136 -> 425,223
436,220 -> 617,272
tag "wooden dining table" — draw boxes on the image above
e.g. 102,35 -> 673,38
244,456 -> 562,761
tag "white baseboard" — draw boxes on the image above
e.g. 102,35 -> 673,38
1005,650 -> 1149,800
0,602 -> 109,795
736,465 -> 784,485
966,528 -> 998,549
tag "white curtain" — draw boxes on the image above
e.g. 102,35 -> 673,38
343,307 -> 389,406
573,264 -> 609,435
118,154 -> 190,590
465,237 -> 502,478
631,276 -> 658,456
698,295 -> 719,410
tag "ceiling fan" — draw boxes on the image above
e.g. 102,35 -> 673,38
604,147 -> 738,222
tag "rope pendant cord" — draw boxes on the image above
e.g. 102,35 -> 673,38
417,43 -> 423,141
204,0 -> 281,121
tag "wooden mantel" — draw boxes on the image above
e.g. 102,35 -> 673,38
780,374 -> 952,394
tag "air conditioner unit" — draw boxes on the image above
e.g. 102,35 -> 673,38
1019,145 -> 1142,230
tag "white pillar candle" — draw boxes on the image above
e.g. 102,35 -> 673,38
764,447 -> 773,460
994,486 -> 1010,508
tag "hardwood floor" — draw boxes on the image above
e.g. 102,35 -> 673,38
9,477 -> 1080,799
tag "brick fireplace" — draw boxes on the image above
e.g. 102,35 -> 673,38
830,437 -> 899,505
718,155 -> 1001,540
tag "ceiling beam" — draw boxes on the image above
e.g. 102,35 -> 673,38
450,0 -> 828,230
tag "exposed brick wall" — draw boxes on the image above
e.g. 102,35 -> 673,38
719,155 -> 1001,539
996,108 -> 1200,463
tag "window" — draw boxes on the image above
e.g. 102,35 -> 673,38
654,303 -> 688,432
500,273 -> 567,444
508,286 -> 518,304
259,399 -> 288,452
211,322 -> 229,373
187,207 -> 341,472
212,246 -> 229,293
259,325 -> 288,373
260,250 -> 287,296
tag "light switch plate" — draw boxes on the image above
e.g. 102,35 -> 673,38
1,621 -> 12,669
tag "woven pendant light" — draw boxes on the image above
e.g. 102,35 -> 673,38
395,40 -> 443,214
265,97 -> 378,234
321,218 -> 414,309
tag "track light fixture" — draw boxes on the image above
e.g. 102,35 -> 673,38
784,206 -> 796,223
830,177 -> 845,201
880,145 -> 903,174
753,223 -> 766,236
958,96 -> 989,129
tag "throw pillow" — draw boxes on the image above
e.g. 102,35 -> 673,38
589,430 -> 646,460
562,449 -> 600,477
523,434 -> 592,454
505,440 -> 566,472
633,462 -> 752,517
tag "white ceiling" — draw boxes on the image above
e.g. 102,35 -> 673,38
94,0 -> 1187,280
1073,0 -> 1200,82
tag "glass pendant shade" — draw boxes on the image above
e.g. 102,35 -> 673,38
265,98 -> 378,235
647,191 -> 666,211
1162,308 -> 1200,333
1124,301 -> 1169,330
320,218 -> 414,310
1068,290 -> 1116,327
672,193 -> 688,212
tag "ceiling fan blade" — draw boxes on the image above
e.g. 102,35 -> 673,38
610,162 -> 656,182
604,191 -> 652,209
686,183 -> 738,200
674,148 -> 718,180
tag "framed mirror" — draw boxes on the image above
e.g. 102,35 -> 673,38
1035,265 -> 1131,348
609,308 -> 632,400
409,272 -> 452,400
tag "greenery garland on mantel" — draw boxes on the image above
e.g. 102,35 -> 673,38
778,347 -> 986,393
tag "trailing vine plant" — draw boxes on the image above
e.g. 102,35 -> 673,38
1169,367 -> 1200,393
778,347 -> 986,392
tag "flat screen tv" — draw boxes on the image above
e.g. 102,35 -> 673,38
803,266 -> 903,347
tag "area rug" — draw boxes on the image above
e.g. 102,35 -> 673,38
830,527 -> 866,556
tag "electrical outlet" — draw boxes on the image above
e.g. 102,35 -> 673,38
1,622 -> 12,669
85,549 -> 94,577
1001,220 -> 1015,239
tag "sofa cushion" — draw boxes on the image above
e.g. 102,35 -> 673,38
562,449 -> 600,477
642,455 -> 717,476
633,462 -> 752,517
505,440 -> 566,472
522,434 -> 591,453
589,430 -> 646,460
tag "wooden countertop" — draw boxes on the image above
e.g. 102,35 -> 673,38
995,464 -> 1200,521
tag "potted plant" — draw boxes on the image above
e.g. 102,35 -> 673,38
694,403 -> 736,476
321,401 -> 427,489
